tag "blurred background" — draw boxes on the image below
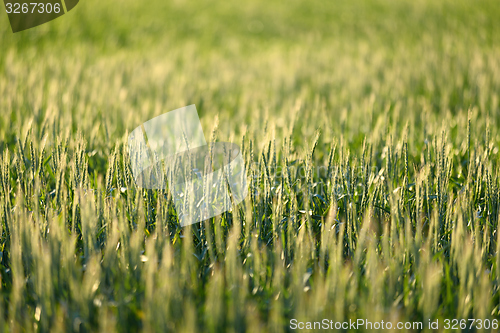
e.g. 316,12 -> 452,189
1,0 -> 499,150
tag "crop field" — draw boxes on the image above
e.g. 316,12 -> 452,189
1,0 -> 500,331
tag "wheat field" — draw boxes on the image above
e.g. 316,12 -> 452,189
1,0 -> 500,331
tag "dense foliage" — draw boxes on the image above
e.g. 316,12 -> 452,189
1,0 -> 500,331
